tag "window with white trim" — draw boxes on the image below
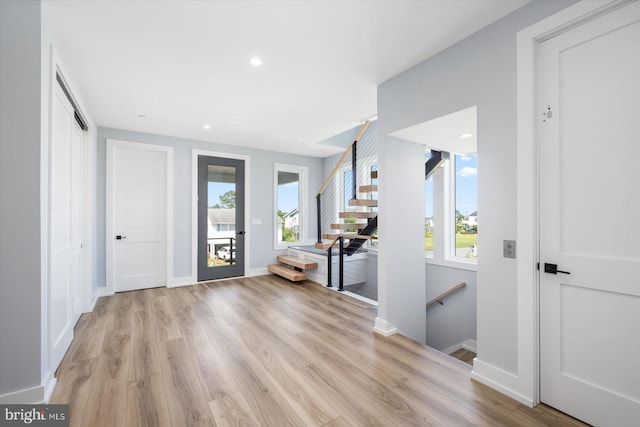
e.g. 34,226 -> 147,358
453,153 -> 478,260
274,164 -> 307,249
424,151 -> 434,257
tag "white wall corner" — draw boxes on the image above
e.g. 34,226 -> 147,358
471,358 -> 534,407
373,317 -> 398,336
166,276 -> 197,288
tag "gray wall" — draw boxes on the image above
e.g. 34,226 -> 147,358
96,127 -> 324,285
377,1 -> 574,374
425,264 -> 477,352
0,0 -> 42,395
377,136 -> 427,342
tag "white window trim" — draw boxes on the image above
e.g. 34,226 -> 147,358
274,163 -> 308,250
424,153 -> 478,268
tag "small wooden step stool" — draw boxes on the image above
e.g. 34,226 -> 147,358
268,255 -> 318,282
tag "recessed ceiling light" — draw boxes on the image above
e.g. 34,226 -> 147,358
203,124 -> 211,129
460,133 -> 473,139
250,57 -> 263,67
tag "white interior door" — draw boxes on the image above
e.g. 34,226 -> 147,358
539,3 -> 640,426
50,82 -> 83,370
108,141 -> 169,292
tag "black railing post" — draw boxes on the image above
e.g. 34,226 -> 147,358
229,237 -> 234,264
326,246 -> 332,287
316,194 -> 322,243
338,237 -> 344,292
351,141 -> 358,201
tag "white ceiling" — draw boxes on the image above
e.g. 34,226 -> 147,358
44,0 -> 527,157
390,106 -> 477,155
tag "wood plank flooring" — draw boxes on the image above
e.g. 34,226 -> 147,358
449,348 -> 476,366
50,275 -> 588,426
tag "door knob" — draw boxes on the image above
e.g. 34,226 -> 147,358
544,263 -> 570,275
237,231 -> 246,235
115,235 -> 127,240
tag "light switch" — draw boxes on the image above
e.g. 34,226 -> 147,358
252,218 -> 262,226
503,240 -> 516,259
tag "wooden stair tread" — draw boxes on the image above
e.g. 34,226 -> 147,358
370,170 -> 378,179
359,185 -> 378,193
330,223 -> 367,230
315,242 -> 338,250
349,199 -> 378,207
339,211 -> 377,219
268,264 -> 307,282
322,233 -> 372,240
276,255 -> 317,270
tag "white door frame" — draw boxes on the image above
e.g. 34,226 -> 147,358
516,0 -> 631,406
106,139 -> 174,294
191,149 -> 251,283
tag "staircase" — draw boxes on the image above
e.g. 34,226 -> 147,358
268,255 -> 318,282
269,120 -> 378,287
317,177 -> 378,257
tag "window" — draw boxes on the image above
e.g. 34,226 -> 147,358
453,154 -> 478,260
274,164 -> 307,249
369,164 -> 378,248
342,169 -> 353,211
424,152 -> 434,257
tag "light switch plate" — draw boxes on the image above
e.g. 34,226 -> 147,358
503,240 -> 516,258
252,218 -> 262,226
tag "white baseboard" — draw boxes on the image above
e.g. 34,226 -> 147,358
0,374 -> 55,404
86,292 -> 98,313
373,317 -> 397,336
471,358 -> 534,407
246,267 -> 270,277
43,372 -> 57,403
167,276 -> 196,288
97,286 -> 114,297
463,339 -> 477,353
442,339 -> 477,355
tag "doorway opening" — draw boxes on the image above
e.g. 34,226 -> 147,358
389,106 -> 478,365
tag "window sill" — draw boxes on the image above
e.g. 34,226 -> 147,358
425,256 -> 477,272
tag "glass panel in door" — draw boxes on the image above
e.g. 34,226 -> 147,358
198,156 -> 245,281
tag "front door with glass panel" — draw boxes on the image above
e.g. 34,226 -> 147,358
198,156 -> 245,281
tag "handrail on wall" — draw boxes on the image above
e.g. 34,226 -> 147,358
426,282 -> 467,308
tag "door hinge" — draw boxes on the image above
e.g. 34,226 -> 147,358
537,262 -> 540,271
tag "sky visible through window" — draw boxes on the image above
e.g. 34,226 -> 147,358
455,154 -> 478,216
208,182 -> 235,207
424,153 -> 477,217
278,181 -> 299,213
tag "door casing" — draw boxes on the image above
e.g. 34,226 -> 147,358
191,149 -> 251,281
106,139 -> 174,294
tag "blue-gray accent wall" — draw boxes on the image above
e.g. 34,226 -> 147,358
96,127 -> 324,286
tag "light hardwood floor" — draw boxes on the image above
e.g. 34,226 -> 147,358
51,275 -> 587,426
449,348 -> 476,366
